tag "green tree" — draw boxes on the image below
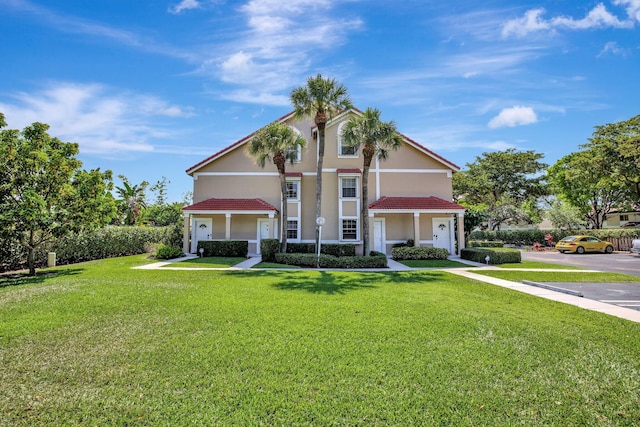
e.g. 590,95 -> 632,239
544,199 -> 585,231
453,148 -> 548,230
0,114 -> 116,275
548,150 -> 627,229
340,108 -> 402,255
245,122 -> 307,252
583,114 -> 640,203
115,175 -> 149,225
290,74 -> 352,248
150,176 -> 170,205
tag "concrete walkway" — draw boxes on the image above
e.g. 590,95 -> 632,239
135,255 -> 640,324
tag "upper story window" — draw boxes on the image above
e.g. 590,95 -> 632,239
284,126 -> 303,162
340,177 -> 358,198
286,180 -> 299,200
337,122 -> 358,158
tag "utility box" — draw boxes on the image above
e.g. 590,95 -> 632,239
48,252 -> 56,268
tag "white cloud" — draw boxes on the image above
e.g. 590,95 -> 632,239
168,0 -> 201,14
0,82 -> 194,155
598,41 -> 627,56
488,106 -> 538,128
502,3 -> 635,38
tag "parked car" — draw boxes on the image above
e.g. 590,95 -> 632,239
621,221 -> 640,228
631,239 -> 640,256
555,235 -> 614,254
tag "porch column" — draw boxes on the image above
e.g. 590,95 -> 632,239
457,212 -> 465,255
368,212 -> 375,255
268,212 -> 275,238
413,212 -> 420,247
182,214 -> 190,253
225,213 -> 231,240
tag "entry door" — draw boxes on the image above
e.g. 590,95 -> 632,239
432,218 -> 452,255
373,219 -> 385,254
256,219 -> 277,254
192,218 -> 212,253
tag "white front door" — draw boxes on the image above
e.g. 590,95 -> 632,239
256,219 -> 277,254
192,218 -> 212,253
373,219 -> 385,254
432,218 -> 453,255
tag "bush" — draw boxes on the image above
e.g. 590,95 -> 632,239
155,244 -> 184,260
260,239 -> 280,263
286,243 -> 356,257
0,225 -> 181,272
197,240 -> 248,257
460,247 -> 521,265
391,246 -> 449,261
469,229 -> 640,246
275,252 -> 387,268
468,240 -> 504,248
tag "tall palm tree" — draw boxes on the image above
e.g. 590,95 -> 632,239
341,108 -> 402,255
115,175 -> 149,225
290,74 -> 352,248
246,122 -> 307,253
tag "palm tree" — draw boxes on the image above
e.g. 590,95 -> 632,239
115,175 -> 149,225
341,108 -> 402,255
290,74 -> 352,249
245,122 -> 307,253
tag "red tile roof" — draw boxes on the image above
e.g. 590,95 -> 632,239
285,172 -> 303,177
337,168 -> 361,174
183,198 -> 278,212
369,196 -> 465,211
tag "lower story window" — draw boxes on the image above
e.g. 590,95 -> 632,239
287,220 -> 298,239
342,219 -> 357,240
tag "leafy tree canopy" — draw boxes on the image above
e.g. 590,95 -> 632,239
0,113 -> 116,275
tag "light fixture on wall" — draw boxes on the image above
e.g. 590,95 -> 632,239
438,224 -> 446,230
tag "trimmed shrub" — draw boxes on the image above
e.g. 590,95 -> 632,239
469,229 -> 640,246
392,246 -> 449,261
0,225 -> 181,272
461,247 -> 521,265
260,239 -> 280,263
468,240 -> 504,248
286,243 -> 356,257
197,240 -> 248,257
155,244 -> 184,259
275,252 -> 387,268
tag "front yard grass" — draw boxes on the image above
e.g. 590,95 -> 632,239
397,259 -> 472,268
477,269 -> 640,283
498,260 -> 581,269
1,254 -> 639,426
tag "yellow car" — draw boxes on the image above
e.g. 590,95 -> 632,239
555,235 -> 614,254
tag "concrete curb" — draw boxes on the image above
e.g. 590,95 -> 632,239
522,280 -> 584,297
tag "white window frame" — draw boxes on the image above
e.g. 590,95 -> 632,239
340,176 -> 358,199
337,122 -> 358,158
341,218 -> 359,241
285,179 -> 300,201
286,219 -> 299,241
284,126 -> 303,163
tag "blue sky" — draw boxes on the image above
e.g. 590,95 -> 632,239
1,0 -> 638,203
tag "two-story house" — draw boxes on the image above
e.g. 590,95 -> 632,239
181,109 -> 465,256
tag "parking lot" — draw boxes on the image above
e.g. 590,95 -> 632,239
521,250 -> 640,311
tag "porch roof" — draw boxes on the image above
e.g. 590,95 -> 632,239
183,198 -> 278,214
369,196 -> 465,212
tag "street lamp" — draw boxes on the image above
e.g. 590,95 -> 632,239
316,217 -> 325,268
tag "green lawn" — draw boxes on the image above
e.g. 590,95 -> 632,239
498,260 -> 581,269
163,256 -> 247,268
477,269 -> 640,283
1,255 -> 639,426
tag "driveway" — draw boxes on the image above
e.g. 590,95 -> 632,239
520,250 -> 640,311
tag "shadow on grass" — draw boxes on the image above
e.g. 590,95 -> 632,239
269,270 -> 444,295
0,268 -> 84,289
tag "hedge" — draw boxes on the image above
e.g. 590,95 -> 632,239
468,240 -> 505,248
469,229 -> 640,246
275,252 -> 388,268
197,240 -> 248,258
391,246 -> 449,260
155,244 -> 184,260
286,243 -> 356,257
460,247 -> 521,265
260,239 -> 280,263
0,224 -> 183,273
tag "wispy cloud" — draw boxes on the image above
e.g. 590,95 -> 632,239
502,2 -> 637,38
169,0 -> 201,14
0,82 -> 195,155
488,106 -> 538,128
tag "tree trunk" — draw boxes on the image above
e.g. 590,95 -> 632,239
27,246 -> 36,276
315,120 -> 326,252
361,148 -> 374,256
278,170 -> 288,253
